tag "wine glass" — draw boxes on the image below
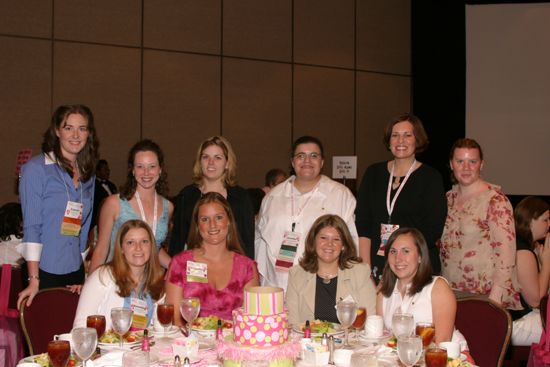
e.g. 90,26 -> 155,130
72,327 -> 98,367
86,315 -> 106,339
397,335 -> 423,367
352,307 -> 367,341
157,303 -> 175,334
336,299 -> 358,348
391,312 -> 414,338
48,340 -> 71,367
180,297 -> 200,336
111,307 -> 133,349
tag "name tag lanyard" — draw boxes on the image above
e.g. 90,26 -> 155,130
290,179 -> 320,231
135,191 -> 158,235
386,160 -> 416,223
56,163 -> 83,204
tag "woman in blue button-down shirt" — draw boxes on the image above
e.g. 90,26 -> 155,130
17,104 -> 99,308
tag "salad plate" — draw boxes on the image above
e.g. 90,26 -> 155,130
292,320 -> 344,337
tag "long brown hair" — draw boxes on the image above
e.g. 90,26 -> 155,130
186,192 -> 244,254
42,104 -> 98,181
515,196 -> 550,247
119,139 -> 169,200
299,214 -> 361,273
109,219 -> 164,300
192,136 -> 237,187
378,228 -> 433,297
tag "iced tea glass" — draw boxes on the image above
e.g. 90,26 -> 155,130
157,303 -> 174,334
416,322 -> 435,348
48,340 -> 71,367
352,307 -> 367,341
425,347 -> 448,367
86,315 -> 106,339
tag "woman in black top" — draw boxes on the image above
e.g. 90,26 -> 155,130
355,113 -> 447,281
511,196 -> 550,346
169,136 -> 254,259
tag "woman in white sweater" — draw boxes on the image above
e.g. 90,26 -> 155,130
74,219 -> 165,330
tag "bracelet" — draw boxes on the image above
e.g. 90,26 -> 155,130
28,275 -> 40,281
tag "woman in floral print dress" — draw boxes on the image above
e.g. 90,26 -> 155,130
439,138 -> 521,309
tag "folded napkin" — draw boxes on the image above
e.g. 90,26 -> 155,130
89,350 -> 124,367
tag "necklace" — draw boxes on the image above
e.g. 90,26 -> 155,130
318,273 -> 338,285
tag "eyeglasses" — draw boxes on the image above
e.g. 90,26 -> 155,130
293,152 -> 322,161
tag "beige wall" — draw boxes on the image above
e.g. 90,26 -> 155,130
0,0 -> 410,204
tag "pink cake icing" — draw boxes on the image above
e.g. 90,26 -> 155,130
232,308 -> 288,347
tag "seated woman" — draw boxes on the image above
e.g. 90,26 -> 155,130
377,227 -> 468,350
511,196 -> 550,346
73,219 -> 165,330
286,214 -> 376,327
166,192 -> 259,323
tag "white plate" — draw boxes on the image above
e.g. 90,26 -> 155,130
98,340 -> 141,351
292,322 -> 344,337
152,325 -> 180,337
359,329 -> 392,344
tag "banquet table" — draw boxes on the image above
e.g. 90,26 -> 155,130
19,328 -> 476,367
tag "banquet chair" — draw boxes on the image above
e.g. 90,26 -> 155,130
19,287 -> 80,355
455,297 -> 512,367
541,294 -> 548,330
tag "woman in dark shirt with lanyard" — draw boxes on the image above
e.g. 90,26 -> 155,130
355,113 -> 447,281
17,104 -> 98,307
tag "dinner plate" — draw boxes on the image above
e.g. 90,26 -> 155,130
359,329 -> 392,344
98,340 -> 141,351
152,325 -> 180,337
292,322 -> 344,337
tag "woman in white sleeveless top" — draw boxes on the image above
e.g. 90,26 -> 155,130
377,227 -> 468,350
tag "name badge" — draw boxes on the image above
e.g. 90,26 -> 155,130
130,297 -> 148,330
378,223 -> 400,256
187,261 -> 208,283
275,231 -> 301,272
60,201 -> 83,236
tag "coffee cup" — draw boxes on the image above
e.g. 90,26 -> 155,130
439,341 -> 460,359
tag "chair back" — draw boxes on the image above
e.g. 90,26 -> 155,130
541,294 -> 549,331
19,287 -> 80,355
455,297 -> 512,367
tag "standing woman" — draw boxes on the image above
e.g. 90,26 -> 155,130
169,136 -> 254,259
17,104 -> 98,307
88,139 -> 173,273
355,113 -> 447,281
440,138 -> 520,308
255,136 -> 358,291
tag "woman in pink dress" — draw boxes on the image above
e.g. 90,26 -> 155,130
439,138 -> 520,309
166,192 -> 259,323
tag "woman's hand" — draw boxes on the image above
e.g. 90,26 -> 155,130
17,281 -> 39,309
66,284 -> 83,294
540,234 -> 550,266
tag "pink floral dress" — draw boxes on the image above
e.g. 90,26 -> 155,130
167,250 -> 257,319
440,183 -> 521,309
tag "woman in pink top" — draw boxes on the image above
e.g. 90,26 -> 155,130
440,138 -> 520,309
166,192 -> 259,322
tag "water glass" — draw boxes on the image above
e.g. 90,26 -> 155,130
111,307 -> 133,348
336,299 -> 358,348
71,327 -> 97,366
180,297 -> 200,335
391,312 -> 414,338
397,335 -> 423,367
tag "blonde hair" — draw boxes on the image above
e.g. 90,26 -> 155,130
109,219 -> 165,300
192,136 -> 237,187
